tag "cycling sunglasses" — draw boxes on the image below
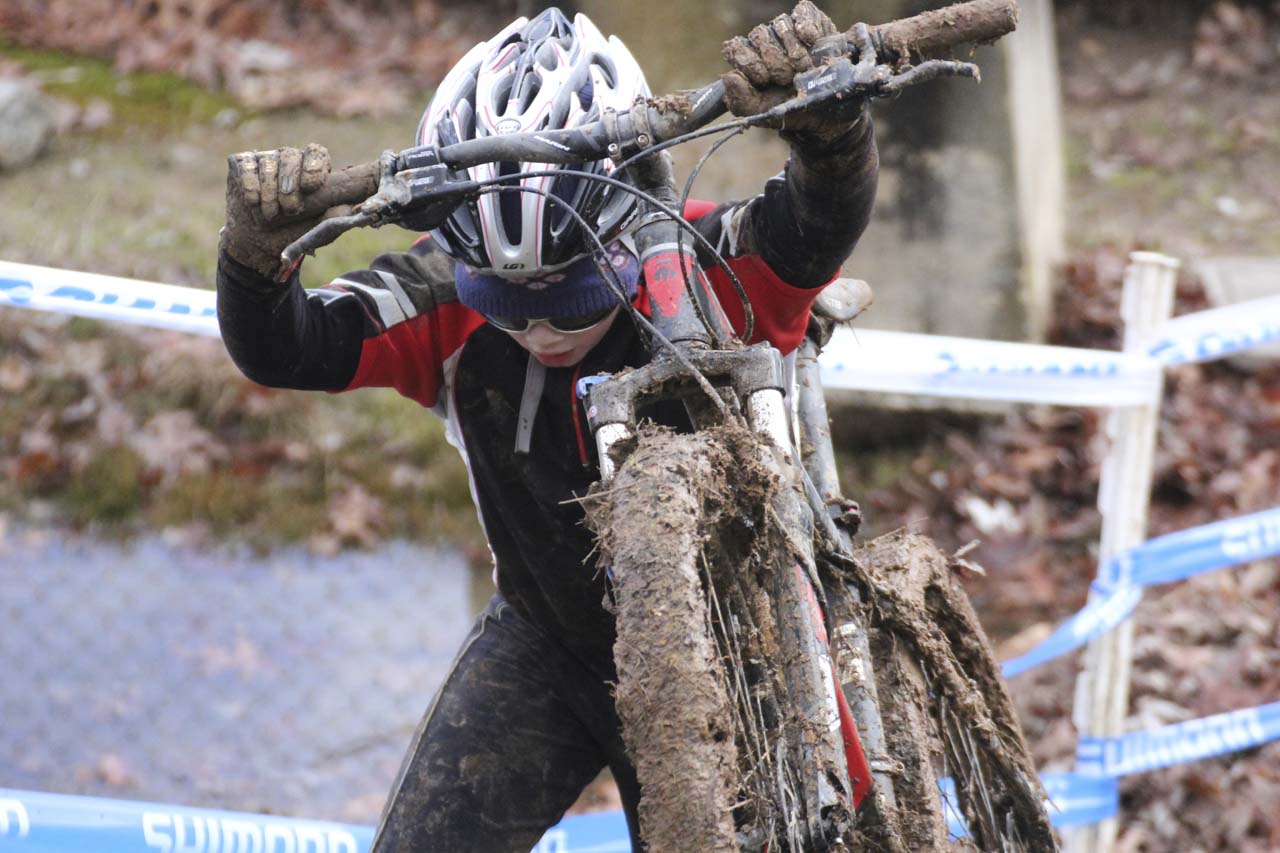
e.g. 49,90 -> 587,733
483,305 -> 617,334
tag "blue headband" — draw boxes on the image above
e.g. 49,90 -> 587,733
455,242 -> 639,319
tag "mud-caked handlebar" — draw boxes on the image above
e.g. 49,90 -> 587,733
275,0 -> 1019,279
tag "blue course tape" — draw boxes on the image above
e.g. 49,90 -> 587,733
1,779 -> 1118,851
1002,505 -> 1280,678
0,789 -> 628,853
1076,702 -> 1280,778
1148,295 -> 1280,366
943,700 -> 1280,838
11,709 -> 1278,852
1122,506 -> 1280,588
1000,583 -> 1142,678
1041,773 -> 1119,830
9,712 -> 1275,849
0,263 -> 220,338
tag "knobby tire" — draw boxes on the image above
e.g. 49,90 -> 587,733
588,426 -> 747,852
840,533 -> 1060,851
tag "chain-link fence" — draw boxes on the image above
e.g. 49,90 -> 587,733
2,530 -> 476,825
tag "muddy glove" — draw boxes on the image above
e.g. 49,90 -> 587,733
219,143 -> 379,280
721,0 -> 867,143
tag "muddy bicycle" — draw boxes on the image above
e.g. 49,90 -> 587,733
279,1 -> 1057,849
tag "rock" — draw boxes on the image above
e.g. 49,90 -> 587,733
165,142 -> 203,168
0,79 -> 55,171
79,97 -> 114,132
1193,2 -> 1274,78
212,107 -> 242,129
46,96 -> 82,135
229,39 -> 296,75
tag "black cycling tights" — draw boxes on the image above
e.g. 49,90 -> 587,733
370,595 -> 643,852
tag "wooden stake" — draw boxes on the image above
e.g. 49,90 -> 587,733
1067,252 -> 1178,853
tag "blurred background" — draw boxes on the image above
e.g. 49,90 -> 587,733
2,0 -> 1279,848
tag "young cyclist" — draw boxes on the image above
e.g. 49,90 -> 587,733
217,3 -> 879,849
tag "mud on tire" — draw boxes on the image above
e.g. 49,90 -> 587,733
586,426 -> 753,852
849,532 -> 1060,852
587,425 -> 1057,852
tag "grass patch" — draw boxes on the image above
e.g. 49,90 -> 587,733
1063,135 -> 1092,183
64,444 -> 147,524
0,40 -> 240,134
150,469 -> 275,533
1102,165 -> 1166,193
841,443 -> 935,495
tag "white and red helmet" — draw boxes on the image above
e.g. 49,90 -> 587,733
417,8 -> 649,277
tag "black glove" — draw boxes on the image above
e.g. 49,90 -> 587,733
721,1 -> 867,143
219,143 -> 378,279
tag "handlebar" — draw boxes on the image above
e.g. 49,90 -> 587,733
277,0 -> 1020,278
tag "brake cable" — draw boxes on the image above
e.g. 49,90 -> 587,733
675,124 -> 753,347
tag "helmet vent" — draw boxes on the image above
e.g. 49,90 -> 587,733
454,100 -> 475,142
536,41 -> 559,70
527,15 -> 554,41
549,171 -> 583,237
498,160 -> 524,247
516,76 -> 541,113
492,75 -> 514,113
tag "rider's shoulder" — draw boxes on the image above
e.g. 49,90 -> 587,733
320,237 -> 461,326
359,236 -> 460,313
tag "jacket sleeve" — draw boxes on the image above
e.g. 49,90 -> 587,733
216,251 -> 367,391
680,112 -> 878,354
216,239 -> 475,406
739,112 -> 879,289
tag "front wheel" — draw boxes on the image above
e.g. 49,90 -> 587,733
587,426 -> 744,852
588,423 -> 853,852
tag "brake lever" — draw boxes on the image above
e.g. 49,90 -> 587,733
275,148 -> 480,282
753,22 -> 980,130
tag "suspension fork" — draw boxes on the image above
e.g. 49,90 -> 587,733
592,147 -> 788,477
587,150 -> 862,847
796,336 -> 902,821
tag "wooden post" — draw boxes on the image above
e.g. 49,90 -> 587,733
1067,252 -> 1178,853
1007,0 -> 1066,342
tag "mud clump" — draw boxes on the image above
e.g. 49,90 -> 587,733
585,424 -> 1055,850
586,423 -> 775,853
855,531 -> 1058,850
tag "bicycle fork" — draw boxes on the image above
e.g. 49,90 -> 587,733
584,150 -> 866,850
585,341 -> 863,850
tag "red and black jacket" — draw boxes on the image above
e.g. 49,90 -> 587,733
217,119 -> 879,670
